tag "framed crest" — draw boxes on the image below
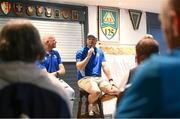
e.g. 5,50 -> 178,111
14,2 -> 23,16
54,9 -> 60,18
1,2 -> 11,15
26,6 -> 35,16
98,6 -> 120,42
45,7 -> 52,17
36,5 -> 44,16
60,9 -> 71,19
72,10 -> 79,20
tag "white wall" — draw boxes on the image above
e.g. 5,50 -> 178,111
88,6 -> 98,37
88,6 -> 147,45
120,9 -> 147,45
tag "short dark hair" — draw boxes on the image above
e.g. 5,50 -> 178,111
0,19 -> 45,62
136,34 -> 159,61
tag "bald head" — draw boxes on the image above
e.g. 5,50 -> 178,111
42,34 -> 57,51
43,34 -> 55,43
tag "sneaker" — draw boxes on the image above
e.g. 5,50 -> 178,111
88,104 -> 94,116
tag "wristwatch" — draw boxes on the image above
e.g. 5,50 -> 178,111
56,71 -> 59,76
109,78 -> 113,82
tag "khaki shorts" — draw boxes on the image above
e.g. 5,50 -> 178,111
78,76 -> 111,93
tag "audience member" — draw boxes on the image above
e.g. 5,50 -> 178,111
118,34 -> 159,92
115,0 -> 180,117
0,19 -> 71,117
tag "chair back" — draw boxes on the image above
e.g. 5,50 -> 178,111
0,83 -> 71,118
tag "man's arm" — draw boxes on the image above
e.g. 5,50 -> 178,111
76,47 -> 94,70
50,63 -> 65,77
57,63 -> 65,75
102,61 -> 112,81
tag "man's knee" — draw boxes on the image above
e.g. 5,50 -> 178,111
104,86 -> 119,95
90,90 -> 101,97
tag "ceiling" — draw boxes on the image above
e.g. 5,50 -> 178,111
36,0 -> 161,13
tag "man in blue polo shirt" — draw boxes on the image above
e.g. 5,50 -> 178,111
41,34 -> 65,76
76,33 -> 118,116
40,34 -> 75,114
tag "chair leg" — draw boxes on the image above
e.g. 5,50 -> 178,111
77,94 -> 83,118
85,95 -> 89,116
97,98 -> 104,118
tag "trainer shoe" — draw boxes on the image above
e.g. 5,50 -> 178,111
93,103 -> 100,115
88,104 -> 94,116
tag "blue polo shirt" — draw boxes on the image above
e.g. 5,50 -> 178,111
76,46 -> 106,80
41,50 -> 62,73
35,61 -> 46,69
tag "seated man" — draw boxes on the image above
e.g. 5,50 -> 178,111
39,34 -> 75,112
119,34 -> 159,91
116,34 -> 159,105
76,33 -> 119,116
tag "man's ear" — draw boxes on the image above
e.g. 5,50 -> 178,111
45,40 -> 49,44
135,55 -> 140,65
170,11 -> 180,37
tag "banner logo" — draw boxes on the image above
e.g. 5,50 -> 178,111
100,9 -> 118,40
129,9 -> 142,30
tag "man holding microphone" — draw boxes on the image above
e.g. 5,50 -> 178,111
76,33 -> 118,116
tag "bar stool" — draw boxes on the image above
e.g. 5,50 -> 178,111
77,89 -> 104,118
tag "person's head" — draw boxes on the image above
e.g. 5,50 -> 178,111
86,33 -> 97,48
159,0 -> 180,50
136,34 -> 159,64
0,19 -> 45,62
43,34 -> 57,51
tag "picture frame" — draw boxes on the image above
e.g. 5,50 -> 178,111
72,10 -> 79,20
98,6 -> 120,42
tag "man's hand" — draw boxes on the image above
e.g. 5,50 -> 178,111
87,47 -> 94,58
109,80 -> 118,89
50,72 -> 57,77
110,80 -> 116,86
108,80 -> 119,95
